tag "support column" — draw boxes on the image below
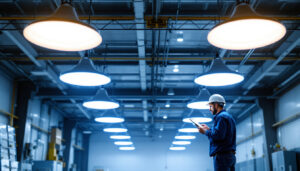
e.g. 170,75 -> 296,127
81,134 -> 90,170
14,81 -> 35,164
63,119 -> 76,171
256,98 -> 277,171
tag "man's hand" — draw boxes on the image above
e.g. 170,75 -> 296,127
198,124 -> 210,134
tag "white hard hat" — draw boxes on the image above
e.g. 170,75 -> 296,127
208,94 -> 226,104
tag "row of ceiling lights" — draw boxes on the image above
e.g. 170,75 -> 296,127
22,2 -> 287,88
21,1 -> 287,151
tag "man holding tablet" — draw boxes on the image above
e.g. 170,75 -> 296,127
194,94 -> 236,171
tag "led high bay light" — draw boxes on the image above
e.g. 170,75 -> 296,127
59,57 -> 111,86
83,88 -> 119,110
187,88 -> 210,109
194,58 -> 244,86
182,110 -> 212,124
94,110 -> 124,123
207,3 -> 286,50
23,3 -> 102,51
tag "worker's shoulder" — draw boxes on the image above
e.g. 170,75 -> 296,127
217,111 -> 234,120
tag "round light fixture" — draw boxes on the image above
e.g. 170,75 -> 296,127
95,117 -> 124,123
207,3 -> 286,50
23,3 -> 102,51
103,128 -> 127,133
114,141 -> 133,146
83,88 -> 119,110
175,135 -> 196,140
169,147 -> 186,151
183,117 -> 212,123
60,57 -> 111,86
172,141 -> 191,145
194,58 -> 244,86
119,147 -> 135,151
110,135 -> 131,140
178,128 -> 198,133
94,110 -> 124,123
187,88 -> 210,109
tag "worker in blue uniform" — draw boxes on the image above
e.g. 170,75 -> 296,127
198,94 -> 236,171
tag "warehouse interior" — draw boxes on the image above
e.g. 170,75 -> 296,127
0,0 -> 300,170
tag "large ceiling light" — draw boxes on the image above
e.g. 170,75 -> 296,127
114,141 -> 133,146
119,147 -> 135,151
59,57 -> 111,86
169,147 -> 186,151
175,135 -> 196,140
187,88 -> 210,109
94,110 -> 124,123
207,3 -> 286,50
110,135 -> 131,140
194,58 -> 244,86
23,3 -> 102,51
183,110 -> 212,124
172,141 -> 191,145
178,124 -> 199,133
103,128 -> 127,133
83,88 -> 119,110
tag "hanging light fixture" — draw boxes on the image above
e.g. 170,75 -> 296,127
114,141 -> 133,146
83,88 -> 119,110
169,146 -> 186,151
187,88 -> 210,109
119,147 -> 135,151
178,124 -> 199,133
103,128 -> 127,133
177,32 -> 184,42
165,101 -> 171,108
110,135 -> 131,140
167,88 -> 175,96
94,110 -> 124,123
175,135 -> 196,140
59,57 -> 111,86
194,58 -> 244,86
207,2 -> 286,50
182,110 -> 212,123
172,141 -> 191,145
23,2 -> 102,51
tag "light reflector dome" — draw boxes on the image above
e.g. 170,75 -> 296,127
172,141 -> 191,145
183,117 -> 212,123
94,110 -> 124,123
60,57 -> 111,86
119,147 -> 135,151
83,88 -> 119,110
178,128 -> 198,133
114,141 -> 133,145
175,135 -> 196,140
110,135 -> 131,140
207,3 -> 286,50
187,88 -> 210,109
103,128 -> 127,133
194,58 -> 244,86
169,147 -> 186,151
23,3 -> 102,51
95,117 -> 124,123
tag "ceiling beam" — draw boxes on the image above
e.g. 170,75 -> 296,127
227,30 -> 300,114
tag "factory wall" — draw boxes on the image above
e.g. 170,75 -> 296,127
27,98 -> 64,161
0,69 -> 13,124
276,83 -> 300,151
88,132 -> 213,171
236,110 -> 264,163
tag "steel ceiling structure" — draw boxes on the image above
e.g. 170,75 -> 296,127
0,0 -> 300,138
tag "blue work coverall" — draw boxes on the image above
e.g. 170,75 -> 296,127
205,110 -> 236,171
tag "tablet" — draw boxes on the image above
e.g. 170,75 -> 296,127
189,118 -> 203,128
